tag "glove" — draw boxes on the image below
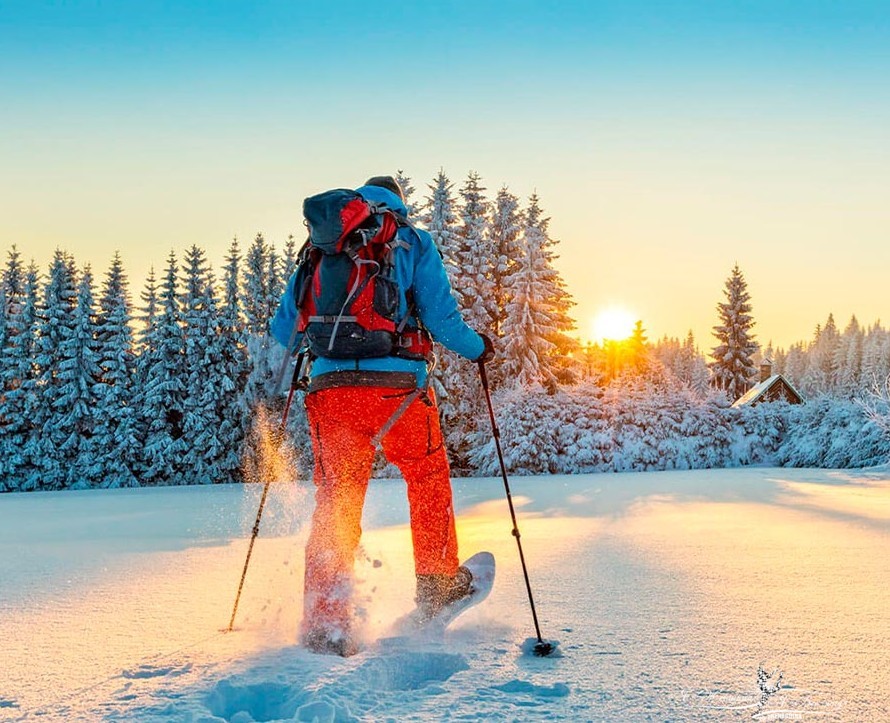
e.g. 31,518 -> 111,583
476,333 -> 495,364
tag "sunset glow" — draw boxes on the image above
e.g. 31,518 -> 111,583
591,307 -> 636,343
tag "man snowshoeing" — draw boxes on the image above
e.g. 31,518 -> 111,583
271,175 -> 494,656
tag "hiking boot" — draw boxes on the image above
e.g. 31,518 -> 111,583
415,565 -> 474,622
301,627 -> 360,657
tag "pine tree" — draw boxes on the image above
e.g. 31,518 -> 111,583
59,267 -> 102,488
453,171 -> 496,331
136,267 -> 159,354
0,263 -> 40,490
501,194 -> 576,391
489,186 -> 522,338
92,253 -> 139,488
138,251 -> 186,485
709,264 -> 758,400
420,170 -> 459,277
802,314 -> 839,396
395,169 -> 419,219
217,238 -> 250,483
282,235 -> 299,280
180,245 -> 229,484
27,251 -> 78,489
833,315 -> 863,398
242,233 -> 271,335
435,172 -> 495,466
500,202 -> 559,389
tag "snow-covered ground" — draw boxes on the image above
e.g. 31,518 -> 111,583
1,467 -> 888,722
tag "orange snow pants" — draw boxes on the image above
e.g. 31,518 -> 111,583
302,385 -> 459,635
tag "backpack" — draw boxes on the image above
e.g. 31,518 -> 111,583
293,189 -> 432,361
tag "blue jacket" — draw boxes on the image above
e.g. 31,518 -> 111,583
270,184 -> 485,387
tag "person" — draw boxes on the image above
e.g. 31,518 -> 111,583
271,175 -> 495,656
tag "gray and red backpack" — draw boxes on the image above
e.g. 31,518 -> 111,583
293,189 -> 432,361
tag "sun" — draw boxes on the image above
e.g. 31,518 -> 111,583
590,306 -> 636,343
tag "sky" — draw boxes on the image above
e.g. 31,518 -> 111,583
2,1 -> 890,350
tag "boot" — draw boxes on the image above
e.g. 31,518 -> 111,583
415,565 -> 474,622
301,626 -> 360,657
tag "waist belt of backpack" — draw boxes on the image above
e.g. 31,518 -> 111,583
307,370 -> 417,394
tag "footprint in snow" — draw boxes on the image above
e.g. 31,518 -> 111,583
122,663 -> 193,679
490,679 -> 571,698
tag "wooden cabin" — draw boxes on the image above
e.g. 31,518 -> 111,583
732,360 -> 804,408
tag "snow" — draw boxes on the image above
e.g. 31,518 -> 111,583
2,467 -> 888,721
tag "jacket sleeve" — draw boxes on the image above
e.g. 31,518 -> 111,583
269,271 -> 303,350
411,230 -> 485,361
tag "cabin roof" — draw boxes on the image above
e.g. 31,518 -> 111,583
732,374 -> 804,408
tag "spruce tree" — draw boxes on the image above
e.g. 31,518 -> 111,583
709,264 -> 758,400
93,253 -> 139,488
420,170 -> 459,279
500,203 -> 558,388
27,251 -> 78,489
282,235 -> 299,280
0,263 -> 40,490
490,186 -> 522,338
833,315 -> 863,398
395,169 -> 420,219
802,314 -> 839,396
59,267 -> 102,488
180,245 -> 229,484
500,194 -> 576,391
138,251 -> 186,485
218,238 -> 250,483
136,267 -> 159,354
525,194 -> 577,385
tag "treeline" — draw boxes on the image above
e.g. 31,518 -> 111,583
0,170 -> 578,491
4,170 -> 890,492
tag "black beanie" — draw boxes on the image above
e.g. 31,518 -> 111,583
364,175 -> 405,202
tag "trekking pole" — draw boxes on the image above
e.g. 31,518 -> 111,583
226,352 -> 307,632
477,361 -> 555,657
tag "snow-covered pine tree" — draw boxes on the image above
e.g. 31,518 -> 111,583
92,253 -> 139,488
434,172 -> 496,467
527,194 -> 576,385
243,233 -> 271,336
490,186 -> 523,339
418,169 -> 461,417
0,263 -> 40,490
395,169 -> 419,219
242,233 -> 286,405
138,251 -> 187,485
420,170 -> 460,278
833,315 -> 863,398
861,322 -> 890,389
627,320 -> 649,373
282,235 -> 299,280
26,251 -> 78,490
180,245 -> 230,485
217,238 -> 251,483
500,199 -> 559,389
802,314 -> 839,397
454,172 -> 496,331
136,267 -> 159,354
501,194 -> 576,391
58,266 -> 103,488
709,264 -> 758,400
2,246 -> 25,306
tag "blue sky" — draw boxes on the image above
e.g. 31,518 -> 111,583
3,1 -> 890,347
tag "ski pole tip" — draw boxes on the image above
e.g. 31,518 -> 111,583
521,637 -> 560,658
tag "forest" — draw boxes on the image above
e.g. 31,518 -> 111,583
2,171 -> 889,492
